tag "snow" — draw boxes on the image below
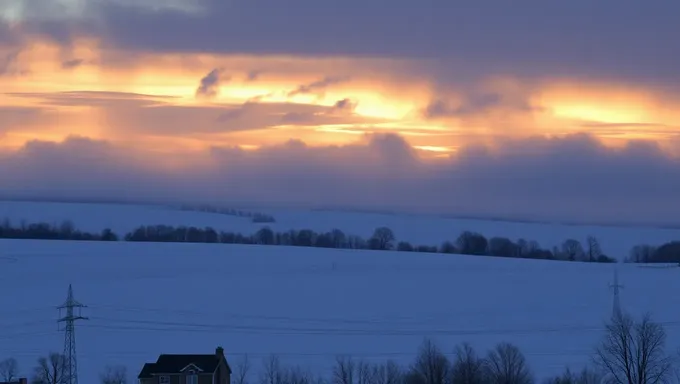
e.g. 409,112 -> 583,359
2,200 -> 680,260
1,239 -> 679,383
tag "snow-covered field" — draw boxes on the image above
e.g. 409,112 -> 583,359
1,240 -> 678,383
2,200 -> 680,259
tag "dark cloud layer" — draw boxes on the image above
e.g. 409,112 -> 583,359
2,133 -> 679,226
3,1 -> 679,85
75,0 -> 680,85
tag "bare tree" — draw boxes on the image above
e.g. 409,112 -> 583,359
370,361 -> 404,384
487,237 -> 517,257
0,358 -> 19,382
594,313 -> 671,384
255,227 -> 275,245
409,339 -> 450,384
100,365 -> 127,384
356,361 -> 373,384
450,343 -> 485,384
32,353 -> 67,384
573,368 -> 602,384
561,239 -> 585,261
456,231 -> 488,256
283,366 -> 315,384
627,245 -> 656,263
233,354 -> 252,384
484,342 -> 533,384
334,356 -> 356,384
334,359 -> 403,384
331,229 -> 347,248
543,367 -> 602,384
370,227 -> 396,250
260,355 -> 285,384
259,355 -> 321,384
586,236 -> 602,262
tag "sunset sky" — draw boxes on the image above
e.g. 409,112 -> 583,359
1,0 -> 680,224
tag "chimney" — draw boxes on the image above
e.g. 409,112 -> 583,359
216,346 -> 224,357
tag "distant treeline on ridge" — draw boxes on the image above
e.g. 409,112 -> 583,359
1,218 -> 679,263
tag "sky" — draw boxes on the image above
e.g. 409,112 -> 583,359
1,0 -> 680,225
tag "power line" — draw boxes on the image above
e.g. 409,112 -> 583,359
0,330 -> 56,341
86,301 -> 606,326
79,316 -> 649,337
7,304 -> 680,339
0,348 -> 597,359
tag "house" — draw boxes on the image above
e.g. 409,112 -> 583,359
138,346 -> 232,384
0,379 -> 27,384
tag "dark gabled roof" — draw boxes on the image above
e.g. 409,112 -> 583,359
138,354 -> 231,378
138,363 -> 158,379
156,354 -> 220,373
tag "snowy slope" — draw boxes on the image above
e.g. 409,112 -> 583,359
1,240 -> 679,383
1,200 -> 680,260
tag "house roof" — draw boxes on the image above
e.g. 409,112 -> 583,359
138,354 -> 232,378
138,363 -> 158,379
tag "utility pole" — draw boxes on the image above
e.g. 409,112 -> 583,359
610,269 -> 624,320
58,284 -> 88,384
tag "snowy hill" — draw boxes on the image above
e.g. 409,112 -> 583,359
1,240 -> 678,383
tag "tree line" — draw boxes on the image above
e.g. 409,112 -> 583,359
0,219 -> 118,241
177,204 -> 276,223
124,225 -> 618,263
0,313 -> 674,384
3,218 -> 680,263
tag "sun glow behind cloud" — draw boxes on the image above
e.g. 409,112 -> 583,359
1,38 -> 680,161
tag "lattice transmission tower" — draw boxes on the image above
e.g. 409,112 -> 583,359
58,284 -> 88,384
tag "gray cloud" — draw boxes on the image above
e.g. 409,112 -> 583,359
195,68 -> 227,98
0,22 -> 17,45
1,91 -> 386,136
213,100 -> 384,130
333,98 -> 357,111
87,97 -> 385,135
2,133 -> 680,226
424,92 -> 540,119
61,58 -> 84,68
280,112 -> 313,124
287,76 -> 349,97
246,70 -> 262,81
6,91 -> 177,107
0,50 -> 22,76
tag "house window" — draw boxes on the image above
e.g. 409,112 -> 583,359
187,370 -> 198,384
159,376 -> 170,384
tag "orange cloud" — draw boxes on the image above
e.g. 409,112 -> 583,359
2,38 -> 680,159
